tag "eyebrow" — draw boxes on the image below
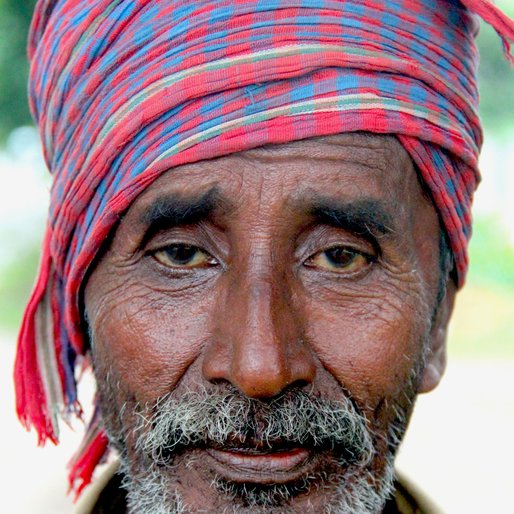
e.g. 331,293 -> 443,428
140,187 -> 220,233
310,198 -> 394,239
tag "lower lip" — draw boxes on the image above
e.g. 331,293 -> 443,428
205,447 -> 312,482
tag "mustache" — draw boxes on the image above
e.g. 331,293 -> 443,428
133,386 -> 375,468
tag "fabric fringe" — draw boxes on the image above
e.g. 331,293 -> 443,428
68,406 -> 109,499
14,229 -> 60,444
461,0 -> 514,64
14,227 -> 80,445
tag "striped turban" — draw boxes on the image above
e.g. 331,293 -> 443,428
15,0 -> 514,495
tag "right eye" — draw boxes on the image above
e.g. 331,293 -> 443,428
152,244 -> 217,269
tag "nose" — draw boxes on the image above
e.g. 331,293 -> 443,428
202,275 -> 316,398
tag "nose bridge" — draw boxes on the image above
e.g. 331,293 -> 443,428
241,276 -> 284,357
202,244 -> 316,398
230,228 -> 289,351
231,262 -> 295,395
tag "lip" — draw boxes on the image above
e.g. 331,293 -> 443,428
205,446 -> 317,483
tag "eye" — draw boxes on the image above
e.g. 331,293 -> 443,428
153,244 -> 217,269
306,247 -> 372,273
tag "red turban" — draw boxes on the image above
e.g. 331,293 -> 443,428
15,0 -> 514,495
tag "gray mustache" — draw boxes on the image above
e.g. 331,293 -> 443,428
134,387 -> 375,467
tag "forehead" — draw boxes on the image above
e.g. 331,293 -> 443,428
130,132 -> 424,217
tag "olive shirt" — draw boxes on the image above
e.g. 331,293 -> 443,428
74,460 -> 443,514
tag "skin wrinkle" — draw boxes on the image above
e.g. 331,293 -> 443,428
301,275 -> 426,331
85,133 -> 456,513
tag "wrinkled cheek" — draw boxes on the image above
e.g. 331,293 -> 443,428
90,291 -> 213,404
306,301 -> 428,411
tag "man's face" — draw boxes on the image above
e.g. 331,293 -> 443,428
85,133 -> 454,513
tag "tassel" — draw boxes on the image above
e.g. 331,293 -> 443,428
461,0 -> 514,65
68,429 -> 109,499
68,406 -> 110,499
14,229 -> 59,445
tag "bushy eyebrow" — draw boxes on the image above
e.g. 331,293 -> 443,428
140,187 -> 221,233
139,188 -> 393,243
310,198 -> 394,239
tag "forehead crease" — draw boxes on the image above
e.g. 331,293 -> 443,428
243,133 -> 400,161
124,134 -> 417,228
242,136 -> 411,184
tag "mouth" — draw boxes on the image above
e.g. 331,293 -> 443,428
204,443 -> 322,484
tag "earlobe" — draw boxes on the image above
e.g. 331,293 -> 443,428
418,281 -> 457,394
418,327 -> 447,393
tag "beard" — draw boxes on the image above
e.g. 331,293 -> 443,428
95,369 -> 420,514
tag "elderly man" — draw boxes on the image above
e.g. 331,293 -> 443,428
14,1 -> 513,513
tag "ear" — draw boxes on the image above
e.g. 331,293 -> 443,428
418,280 -> 457,394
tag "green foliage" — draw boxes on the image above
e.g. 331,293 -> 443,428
447,212 -> 514,358
467,214 -> 514,290
448,282 -> 514,358
0,0 -> 35,142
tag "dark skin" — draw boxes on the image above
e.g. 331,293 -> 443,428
85,133 -> 456,512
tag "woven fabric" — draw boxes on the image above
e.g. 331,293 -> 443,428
15,0 -> 514,495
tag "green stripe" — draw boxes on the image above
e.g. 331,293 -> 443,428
94,44 -> 412,142
146,93 -> 460,168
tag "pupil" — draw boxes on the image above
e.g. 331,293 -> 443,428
326,248 -> 354,267
168,245 -> 196,264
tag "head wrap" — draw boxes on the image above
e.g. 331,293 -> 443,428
15,0 -> 514,496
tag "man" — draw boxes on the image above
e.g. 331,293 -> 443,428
14,1 -> 513,513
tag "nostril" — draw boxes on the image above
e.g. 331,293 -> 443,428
206,377 -> 232,389
289,378 -> 313,391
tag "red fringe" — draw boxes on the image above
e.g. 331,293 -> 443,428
68,430 -> 110,500
14,228 -> 58,445
461,0 -> 514,65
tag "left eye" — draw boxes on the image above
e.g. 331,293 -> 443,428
153,244 -> 217,269
306,247 -> 371,273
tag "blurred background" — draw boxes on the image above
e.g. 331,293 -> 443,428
0,1 -> 513,513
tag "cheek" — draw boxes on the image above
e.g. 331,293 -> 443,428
305,290 -> 429,408
90,281 -> 213,403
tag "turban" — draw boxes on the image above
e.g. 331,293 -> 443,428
14,0 -> 514,495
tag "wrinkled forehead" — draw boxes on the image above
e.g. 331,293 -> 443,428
244,133 -> 407,166
244,133 -> 420,196
119,132 -> 429,236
